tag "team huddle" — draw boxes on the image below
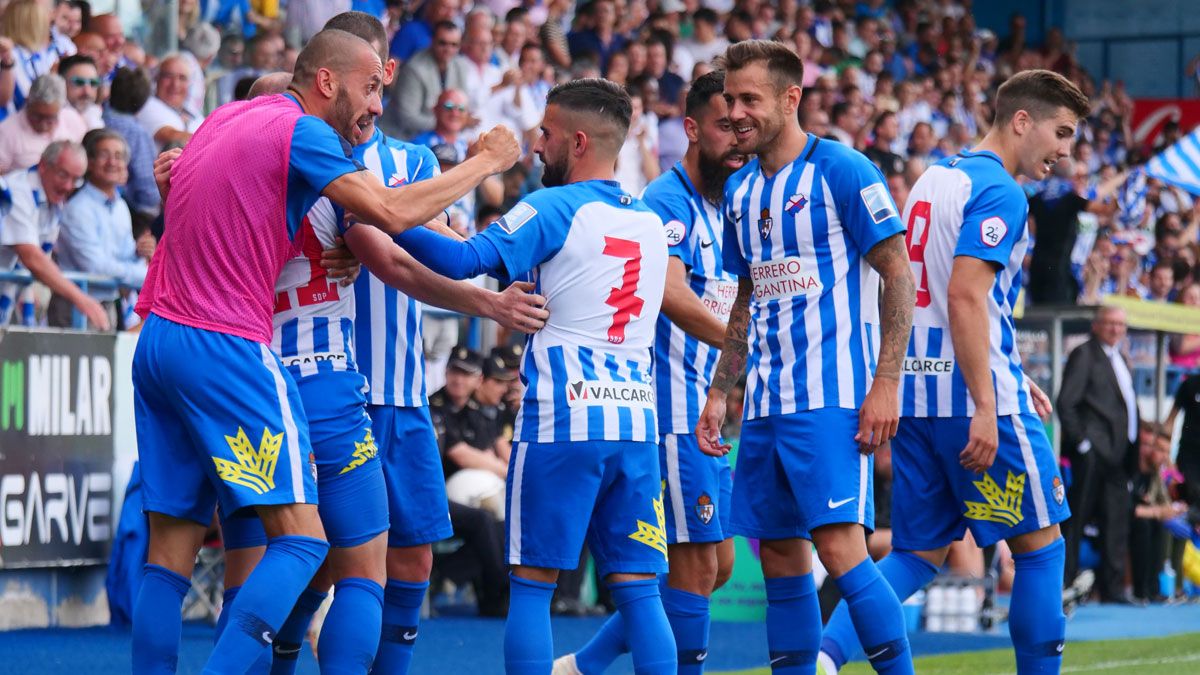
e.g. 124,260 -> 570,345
128,10 -> 1090,675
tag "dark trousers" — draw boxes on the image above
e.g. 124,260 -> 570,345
437,501 -> 509,615
1064,449 -> 1132,599
1129,516 -> 1166,600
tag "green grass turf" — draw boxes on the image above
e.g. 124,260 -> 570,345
713,632 -> 1200,674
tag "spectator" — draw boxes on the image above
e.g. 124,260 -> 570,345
215,32 -> 282,106
102,67 -> 160,217
1169,283 -> 1200,368
482,43 -> 545,147
430,347 -> 484,469
57,53 -> 103,130
460,22 -> 510,115
828,100 -> 859,147
179,22 -> 221,116
137,54 -> 205,151
87,14 -> 130,78
53,129 -> 148,329
1129,423 -> 1185,604
144,0 -> 202,58
679,8 -> 726,67
538,0 -> 573,69
644,34 -> 683,120
494,9 -> 529,71
1146,261 -> 1176,302
614,87 -> 659,195
907,120 -> 936,164
71,31 -> 115,83
283,0 -> 352,46
442,353 -> 515,520
1,0 -> 62,120
0,74 -> 76,173
864,110 -> 905,176
1058,305 -> 1140,604
1166,373 -> 1200,509
52,1 -> 87,43
388,0 -> 461,64
0,141 -> 108,329
412,88 -> 472,162
384,21 -> 469,139
567,0 -> 626,73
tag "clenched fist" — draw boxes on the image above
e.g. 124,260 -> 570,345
476,126 -> 522,174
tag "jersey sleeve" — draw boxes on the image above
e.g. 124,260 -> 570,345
0,176 -> 38,247
306,197 -> 345,245
475,189 -> 572,283
721,198 -> 751,278
824,150 -> 905,254
954,181 -> 1028,266
288,116 -> 364,193
642,188 -> 696,267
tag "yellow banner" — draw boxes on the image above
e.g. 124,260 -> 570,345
1102,295 -> 1200,334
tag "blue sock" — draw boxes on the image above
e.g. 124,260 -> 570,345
833,558 -> 913,675
318,578 -> 385,674
1010,538 -> 1066,674
202,535 -> 329,675
574,612 -> 627,674
270,586 -> 329,675
611,579 -> 676,675
764,575 -> 820,674
821,551 -> 938,668
504,574 -> 556,674
215,586 -> 272,675
374,579 -> 428,674
132,564 -> 190,675
661,586 -> 710,674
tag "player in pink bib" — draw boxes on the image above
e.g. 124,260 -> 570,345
130,29 -> 520,675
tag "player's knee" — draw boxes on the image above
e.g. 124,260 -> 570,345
668,545 -> 719,595
330,533 -> 388,585
811,525 -> 869,577
258,503 -> 327,541
387,544 -> 434,581
714,552 -> 735,591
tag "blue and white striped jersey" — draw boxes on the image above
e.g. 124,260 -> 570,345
722,135 -> 904,421
478,180 -> 669,443
351,129 -> 440,407
645,164 -> 738,433
272,197 -> 361,383
899,150 -> 1033,417
0,168 -> 61,324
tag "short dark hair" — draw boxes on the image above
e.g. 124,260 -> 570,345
323,11 -> 389,61
685,70 -> 725,119
233,75 -> 258,101
831,101 -> 851,123
693,7 -> 718,25
57,53 -> 96,76
108,67 -> 151,114
717,39 -> 804,91
994,68 -> 1089,126
546,78 -> 632,149
433,20 -> 459,35
82,127 -> 127,161
504,7 -> 528,23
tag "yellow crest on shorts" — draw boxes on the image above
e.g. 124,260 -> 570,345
963,471 -> 1025,527
214,427 -> 281,495
628,487 -> 668,558
340,429 -> 379,475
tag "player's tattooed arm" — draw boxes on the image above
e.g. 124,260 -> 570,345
864,233 -> 916,382
709,277 -> 753,394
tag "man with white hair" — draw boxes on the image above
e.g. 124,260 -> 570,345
0,141 -> 110,329
180,23 -> 221,115
137,54 -> 205,151
0,74 -> 80,173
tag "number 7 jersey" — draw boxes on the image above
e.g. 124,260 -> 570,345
900,149 -> 1033,418
479,180 -> 668,444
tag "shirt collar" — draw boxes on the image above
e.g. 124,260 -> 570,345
82,181 -> 117,207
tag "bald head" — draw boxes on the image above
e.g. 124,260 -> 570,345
290,29 -> 380,90
249,71 -> 292,98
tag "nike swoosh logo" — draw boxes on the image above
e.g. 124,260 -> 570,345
828,497 -> 855,509
867,647 -> 888,659
403,630 -> 419,640
696,651 -> 707,661
274,646 -> 301,655
700,240 -> 714,248
770,656 -> 786,665
1056,643 -> 1064,653
261,631 -> 274,644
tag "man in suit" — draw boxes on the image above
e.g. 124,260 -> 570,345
1057,305 -> 1140,603
382,21 -> 471,139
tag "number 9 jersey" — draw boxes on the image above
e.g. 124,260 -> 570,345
483,180 -> 669,444
900,149 -> 1034,418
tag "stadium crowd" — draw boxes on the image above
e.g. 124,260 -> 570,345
2,0 -> 1199,657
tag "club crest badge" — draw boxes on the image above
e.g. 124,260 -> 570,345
695,493 -> 715,525
758,208 -> 773,239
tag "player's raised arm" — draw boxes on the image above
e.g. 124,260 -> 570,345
860,232 -> 916,451
323,126 -> 520,235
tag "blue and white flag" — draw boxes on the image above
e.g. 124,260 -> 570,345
1116,166 -> 1147,227
1146,127 -> 1200,196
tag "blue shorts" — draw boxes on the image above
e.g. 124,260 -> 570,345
368,405 -> 453,547
661,433 -> 732,544
134,314 -> 318,525
220,370 -> 389,549
506,440 -> 669,577
890,413 -> 1070,550
730,408 -> 873,540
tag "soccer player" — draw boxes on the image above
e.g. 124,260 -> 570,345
130,29 -> 519,674
816,69 -> 1088,675
695,41 -> 918,674
389,78 -> 679,675
557,70 -> 745,675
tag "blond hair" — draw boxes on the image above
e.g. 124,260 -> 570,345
0,0 -> 50,51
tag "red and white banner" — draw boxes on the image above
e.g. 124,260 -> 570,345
1131,99 -> 1200,152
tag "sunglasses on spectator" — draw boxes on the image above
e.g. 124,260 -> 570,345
69,76 -> 102,87
441,102 -> 468,112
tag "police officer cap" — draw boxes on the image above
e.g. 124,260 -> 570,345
447,346 -> 483,374
490,343 -> 524,370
